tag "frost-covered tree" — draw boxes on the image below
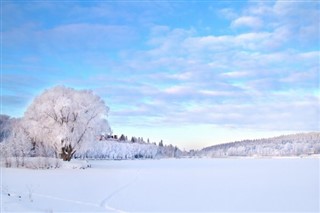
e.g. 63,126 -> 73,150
131,137 -> 137,143
22,86 -> 111,161
0,118 -> 37,167
0,114 -> 14,142
119,134 -> 126,141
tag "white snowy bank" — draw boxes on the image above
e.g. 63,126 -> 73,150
0,157 -> 91,169
1,158 -> 319,212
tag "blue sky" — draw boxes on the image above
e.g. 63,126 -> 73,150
2,1 -> 319,150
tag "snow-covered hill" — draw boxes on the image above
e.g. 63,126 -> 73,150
198,132 -> 320,157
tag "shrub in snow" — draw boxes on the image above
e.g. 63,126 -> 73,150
0,120 -> 34,167
75,140 -> 157,160
0,156 -> 61,169
157,144 -> 182,158
75,140 -> 159,160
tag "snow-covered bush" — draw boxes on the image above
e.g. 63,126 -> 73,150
75,139 -> 158,160
3,157 -> 62,169
157,144 -> 182,158
0,119 -> 33,167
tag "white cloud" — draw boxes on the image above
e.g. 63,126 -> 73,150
199,90 -> 233,97
231,16 -> 262,29
163,85 -> 191,95
183,33 -> 268,53
221,71 -> 249,78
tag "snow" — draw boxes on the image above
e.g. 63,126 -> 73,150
1,158 -> 319,212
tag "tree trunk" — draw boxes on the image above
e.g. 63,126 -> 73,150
60,144 -> 76,161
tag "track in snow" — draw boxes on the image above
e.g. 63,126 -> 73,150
100,169 -> 141,213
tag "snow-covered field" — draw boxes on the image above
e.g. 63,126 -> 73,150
1,158 -> 319,212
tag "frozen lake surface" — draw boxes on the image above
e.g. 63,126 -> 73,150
1,158 -> 319,212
